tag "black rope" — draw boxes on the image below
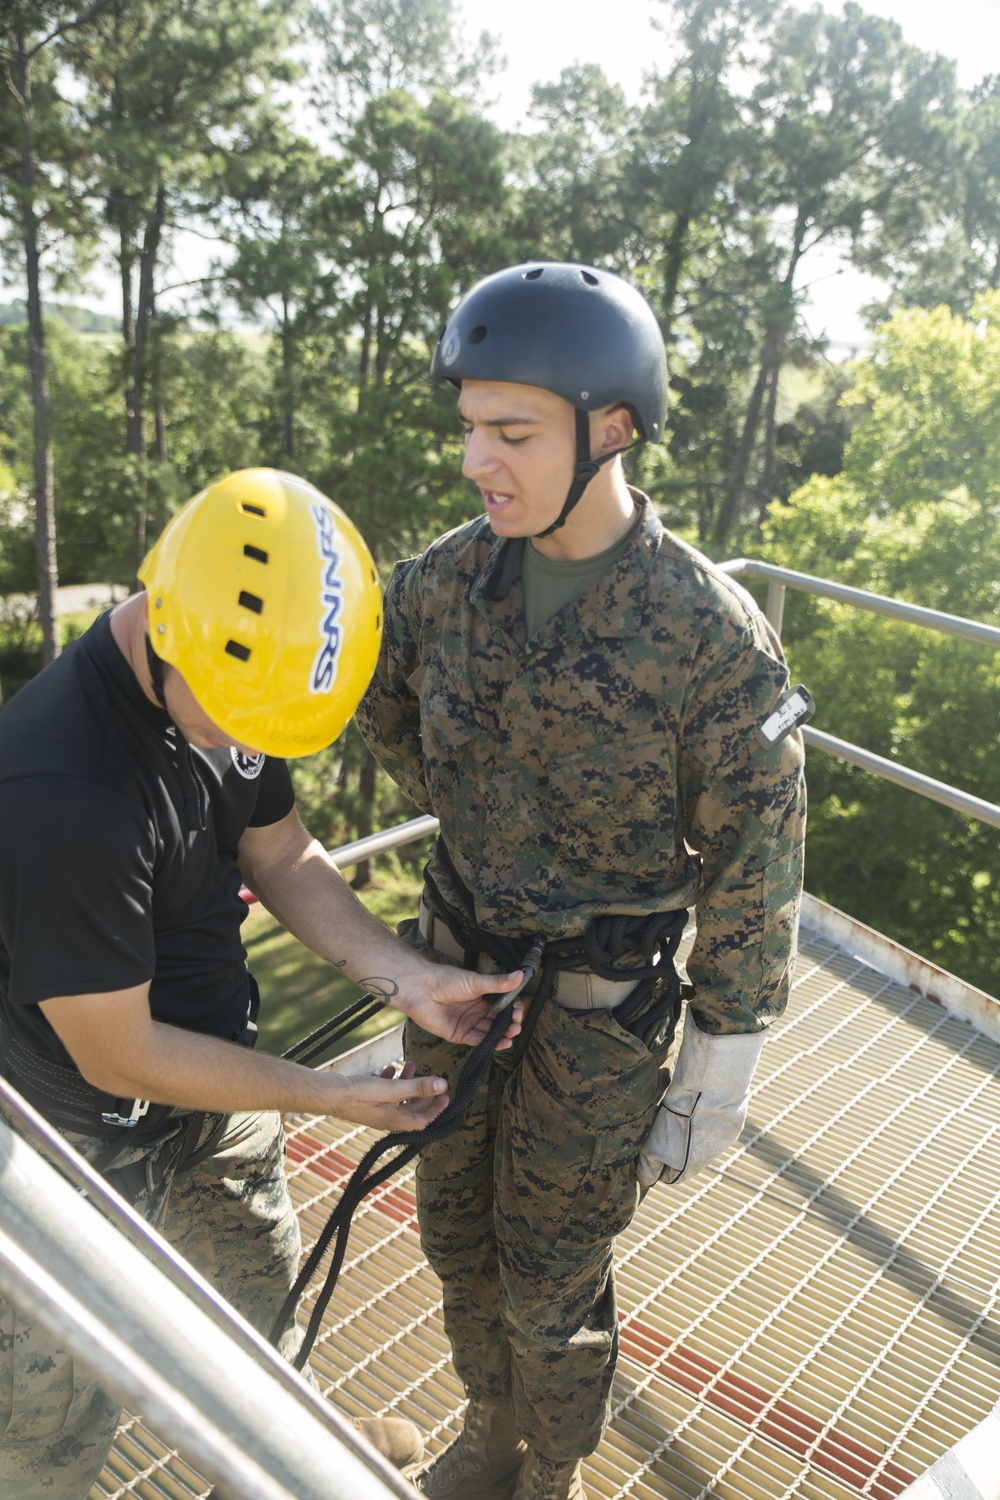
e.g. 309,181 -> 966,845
269,1003 -> 513,1365
269,837 -> 688,1367
281,994 -> 386,1069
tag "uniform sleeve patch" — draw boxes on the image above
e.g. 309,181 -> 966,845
757,685 -> 815,748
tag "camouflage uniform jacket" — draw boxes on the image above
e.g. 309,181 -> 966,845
357,495 -> 806,1036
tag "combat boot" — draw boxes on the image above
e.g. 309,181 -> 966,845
511,1450 -> 586,1500
354,1415 -> 424,1469
414,1397 -> 526,1499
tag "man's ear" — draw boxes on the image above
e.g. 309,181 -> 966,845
596,404 -> 635,456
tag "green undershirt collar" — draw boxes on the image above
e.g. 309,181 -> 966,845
522,504 -> 643,639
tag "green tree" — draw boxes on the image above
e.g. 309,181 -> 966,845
761,295 -> 1000,989
713,2 -> 959,547
860,76 -> 1000,317
0,1 -> 104,662
223,129 -> 351,465
70,0 -> 295,573
633,0 -> 769,344
508,65 -> 635,270
307,0 -> 495,115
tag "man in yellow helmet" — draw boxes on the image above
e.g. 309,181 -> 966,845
0,470 -> 524,1499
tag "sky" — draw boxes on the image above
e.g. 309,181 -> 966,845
68,0 -> 1000,350
455,0 -> 1000,350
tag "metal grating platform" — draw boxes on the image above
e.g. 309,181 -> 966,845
91,921 -> 1000,1499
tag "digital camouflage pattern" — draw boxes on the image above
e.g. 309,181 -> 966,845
359,493 -> 806,1462
405,994 -> 669,1463
0,1111 -> 303,1498
357,494 -> 806,1038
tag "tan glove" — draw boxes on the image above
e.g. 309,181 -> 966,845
637,1022 -> 766,1188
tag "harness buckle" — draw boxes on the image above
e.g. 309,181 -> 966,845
101,1097 -> 151,1128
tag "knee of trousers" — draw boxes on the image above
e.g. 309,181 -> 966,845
497,1220 -> 618,1348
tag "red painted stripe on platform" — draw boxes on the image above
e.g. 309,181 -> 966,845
619,1319 -> 917,1498
288,1132 -> 917,1497
286,1132 -> 419,1228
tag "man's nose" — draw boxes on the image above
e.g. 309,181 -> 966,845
462,428 -> 500,481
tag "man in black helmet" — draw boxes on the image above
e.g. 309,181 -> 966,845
357,263 -> 808,1500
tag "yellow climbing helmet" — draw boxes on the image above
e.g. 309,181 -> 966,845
138,469 -> 382,758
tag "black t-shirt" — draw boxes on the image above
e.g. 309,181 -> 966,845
0,610 -> 295,1065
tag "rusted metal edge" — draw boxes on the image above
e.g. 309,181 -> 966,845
800,893 -> 1000,1044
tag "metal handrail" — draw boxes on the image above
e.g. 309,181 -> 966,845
0,1104 -> 408,1500
720,558 -> 1000,649
721,559 -> 1000,830
0,1077 -> 416,1499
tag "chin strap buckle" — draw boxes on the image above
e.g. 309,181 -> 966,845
101,1097 -> 151,1128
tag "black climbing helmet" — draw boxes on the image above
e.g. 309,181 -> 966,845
431,262 -> 667,536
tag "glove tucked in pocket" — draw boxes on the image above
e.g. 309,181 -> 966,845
637,1023 -> 766,1188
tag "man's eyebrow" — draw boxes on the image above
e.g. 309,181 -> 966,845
456,408 -> 540,427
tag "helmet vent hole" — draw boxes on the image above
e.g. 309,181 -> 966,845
238,590 -> 263,614
523,268 -> 544,280
580,270 -> 598,286
225,640 -> 252,662
241,503 -> 266,517
468,324 -> 488,345
244,544 -> 268,564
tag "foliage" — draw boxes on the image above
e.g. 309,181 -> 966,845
1,0 -> 999,988
761,297 -> 1000,989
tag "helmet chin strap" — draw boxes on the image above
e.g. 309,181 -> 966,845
533,407 -> 643,540
144,632 -> 168,707
144,633 -> 207,832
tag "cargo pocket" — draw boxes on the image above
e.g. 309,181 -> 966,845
498,1001 -> 665,1257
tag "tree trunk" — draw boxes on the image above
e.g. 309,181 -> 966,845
16,29 -> 60,665
714,210 -> 810,549
757,359 -> 781,530
350,742 -> 378,890
713,332 -> 776,548
661,210 -> 691,347
129,180 -> 167,576
150,299 -> 169,535
281,292 -> 295,460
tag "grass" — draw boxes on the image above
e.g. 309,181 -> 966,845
245,867 -> 426,1057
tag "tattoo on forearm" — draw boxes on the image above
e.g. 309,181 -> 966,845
360,977 -> 400,1002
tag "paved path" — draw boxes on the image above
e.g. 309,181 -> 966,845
1,582 -> 125,616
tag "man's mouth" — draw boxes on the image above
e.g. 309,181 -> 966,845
483,490 -> 514,512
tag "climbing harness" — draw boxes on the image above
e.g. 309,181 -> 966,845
268,839 -> 689,1368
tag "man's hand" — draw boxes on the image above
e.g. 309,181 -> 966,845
392,961 -> 525,1049
238,812 -> 525,1049
40,985 -> 456,1125
327,1060 -> 450,1132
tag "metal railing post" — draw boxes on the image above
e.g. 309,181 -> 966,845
765,579 -> 786,639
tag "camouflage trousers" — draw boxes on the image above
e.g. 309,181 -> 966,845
0,1109 -> 303,1500
405,994 -> 671,1464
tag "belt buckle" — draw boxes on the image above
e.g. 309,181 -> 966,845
101,1097 -> 150,1128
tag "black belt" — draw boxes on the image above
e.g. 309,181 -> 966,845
0,1031 -> 183,1141
425,836 -> 689,1054
0,976 -> 261,1144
